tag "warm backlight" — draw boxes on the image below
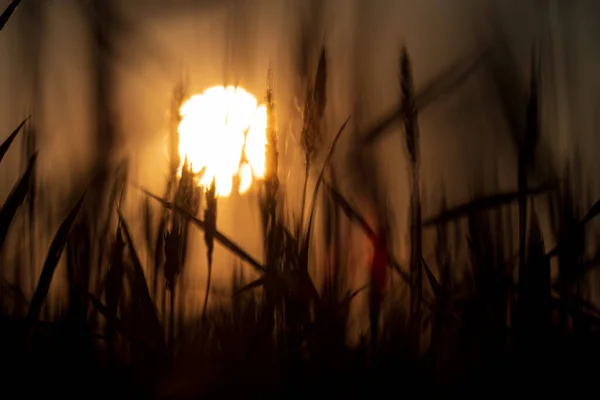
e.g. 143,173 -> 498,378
177,85 -> 267,197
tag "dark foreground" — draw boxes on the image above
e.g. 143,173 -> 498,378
2,316 -> 600,398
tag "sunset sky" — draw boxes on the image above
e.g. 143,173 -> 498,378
1,0 -> 600,323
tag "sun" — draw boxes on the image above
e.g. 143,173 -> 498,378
177,85 -> 267,197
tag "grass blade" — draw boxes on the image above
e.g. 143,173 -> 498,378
363,46 -> 488,145
324,180 -> 412,284
105,224 -> 125,349
337,284 -> 368,312
26,191 -> 86,324
0,278 -> 29,306
86,293 -> 158,349
422,182 -> 554,226
580,199 -> 600,225
422,257 -> 445,302
323,180 -> 376,240
232,277 -> 265,298
0,0 -> 21,31
302,116 -> 350,245
153,216 -> 166,298
314,47 -> 327,120
117,210 -> 164,345
87,293 -> 127,337
142,188 -> 266,274
0,117 -> 29,164
142,195 -> 155,254
0,153 -> 37,251
546,198 -> 600,258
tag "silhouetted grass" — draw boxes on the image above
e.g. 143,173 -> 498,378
0,0 -> 21,31
3,2 -> 600,397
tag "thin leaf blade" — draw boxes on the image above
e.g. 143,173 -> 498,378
423,183 -> 554,226
117,210 -> 164,346
363,46 -> 489,145
26,192 -> 86,324
142,188 -> 266,274
232,277 -> 265,298
0,153 -> 37,251
0,0 -> 21,31
0,117 -> 29,164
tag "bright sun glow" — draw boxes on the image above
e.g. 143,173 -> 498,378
177,85 -> 267,197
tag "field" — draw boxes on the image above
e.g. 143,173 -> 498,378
2,1 -> 600,397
